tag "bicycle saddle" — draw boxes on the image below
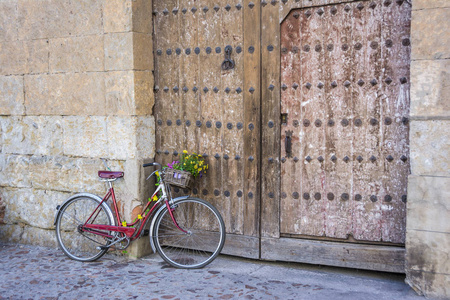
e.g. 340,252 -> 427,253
98,171 -> 124,179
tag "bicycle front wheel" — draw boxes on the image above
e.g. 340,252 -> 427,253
153,198 -> 226,269
55,195 -> 112,262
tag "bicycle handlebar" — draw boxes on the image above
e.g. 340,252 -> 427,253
143,162 -> 161,169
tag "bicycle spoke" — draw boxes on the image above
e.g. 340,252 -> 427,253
153,198 -> 225,269
56,196 -> 112,262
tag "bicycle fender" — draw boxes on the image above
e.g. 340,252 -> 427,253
53,193 -> 116,227
148,196 -> 190,253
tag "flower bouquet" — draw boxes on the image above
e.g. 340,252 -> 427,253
164,150 -> 208,188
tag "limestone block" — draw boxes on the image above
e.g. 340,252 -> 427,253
132,0 -> 153,34
406,229 -> 450,275
106,116 -> 154,160
0,0 -> 18,41
133,33 -> 153,70
0,224 -> 23,243
103,0 -> 132,33
411,8 -> 450,60
25,73 -> 105,115
0,187 -> 66,229
49,36 -> 104,72
26,155 -> 133,196
105,71 -> 136,115
105,71 -> 154,116
0,116 -> 63,156
0,39 -> 49,75
17,0 -> 102,39
106,116 -> 136,159
413,0 -> 450,10
411,60 -> 450,117
105,33 -> 134,71
0,154 -> 31,188
407,175 -> 450,233
62,116 -> 108,158
21,226 -> 57,247
136,116 -> 155,159
0,75 -> 25,115
28,156 -> 102,194
421,273 -> 450,299
134,71 -> 154,115
410,120 -> 449,176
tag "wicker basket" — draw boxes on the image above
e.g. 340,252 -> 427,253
164,168 -> 194,189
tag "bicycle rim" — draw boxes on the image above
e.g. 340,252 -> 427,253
153,198 -> 226,269
56,196 -> 111,262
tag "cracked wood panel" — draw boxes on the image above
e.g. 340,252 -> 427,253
261,0 -> 281,238
198,0 -> 223,223
352,1 -> 383,242
154,0 -> 178,170
380,1 -> 410,243
243,0 -> 260,237
221,0 -> 244,234
323,4 -> 353,239
280,10 -> 301,234
279,0 -> 410,243
300,6 -> 327,237
153,0 -> 259,242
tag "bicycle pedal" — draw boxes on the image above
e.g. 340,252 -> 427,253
96,246 -> 109,251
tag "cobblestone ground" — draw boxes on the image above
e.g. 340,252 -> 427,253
0,243 -> 422,300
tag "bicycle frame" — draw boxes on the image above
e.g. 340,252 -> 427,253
82,176 -> 184,242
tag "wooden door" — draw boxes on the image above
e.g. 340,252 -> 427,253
261,0 -> 411,273
153,0 -> 261,258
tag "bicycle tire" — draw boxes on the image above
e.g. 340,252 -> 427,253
152,198 -> 226,269
55,195 -> 112,262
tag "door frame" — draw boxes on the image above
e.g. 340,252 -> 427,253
259,0 -> 406,273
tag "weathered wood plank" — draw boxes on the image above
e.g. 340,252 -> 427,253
222,233 -> 260,259
323,4 -> 353,239
222,1 -> 244,235
154,0 -> 178,169
261,0 -> 281,238
351,1 -> 376,241
299,6 -> 326,237
243,0 -> 261,237
261,237 -> 406,273
198,0 -> 223,221
380,1 -> 410,243
280,10 -> 301,234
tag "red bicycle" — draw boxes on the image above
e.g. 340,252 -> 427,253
54,162 -> 226,269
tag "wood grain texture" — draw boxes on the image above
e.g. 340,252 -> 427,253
261,0 -> 281,238
277,0 -> 410,244
153,1 -> 260,247
243,0 -> 261,237
262,237 -> 406,273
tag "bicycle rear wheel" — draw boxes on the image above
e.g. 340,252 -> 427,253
55,195 -> 112,262
153,198 -> 226,269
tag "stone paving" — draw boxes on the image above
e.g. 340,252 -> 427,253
0,243 -> 423,300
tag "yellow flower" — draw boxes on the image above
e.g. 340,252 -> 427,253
198,168 -> 202,171
155,171 -> 159,177
198,154 -> 202,157
152,195 -> 158,201
138,214 -> 143,219
183,150 -> 188,154
194,165 -> 198,169
199,161 -> 204,166
122,221 -> 127,227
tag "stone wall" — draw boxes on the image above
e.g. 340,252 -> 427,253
406,0 -> 450,298
0,0 -> 155,256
